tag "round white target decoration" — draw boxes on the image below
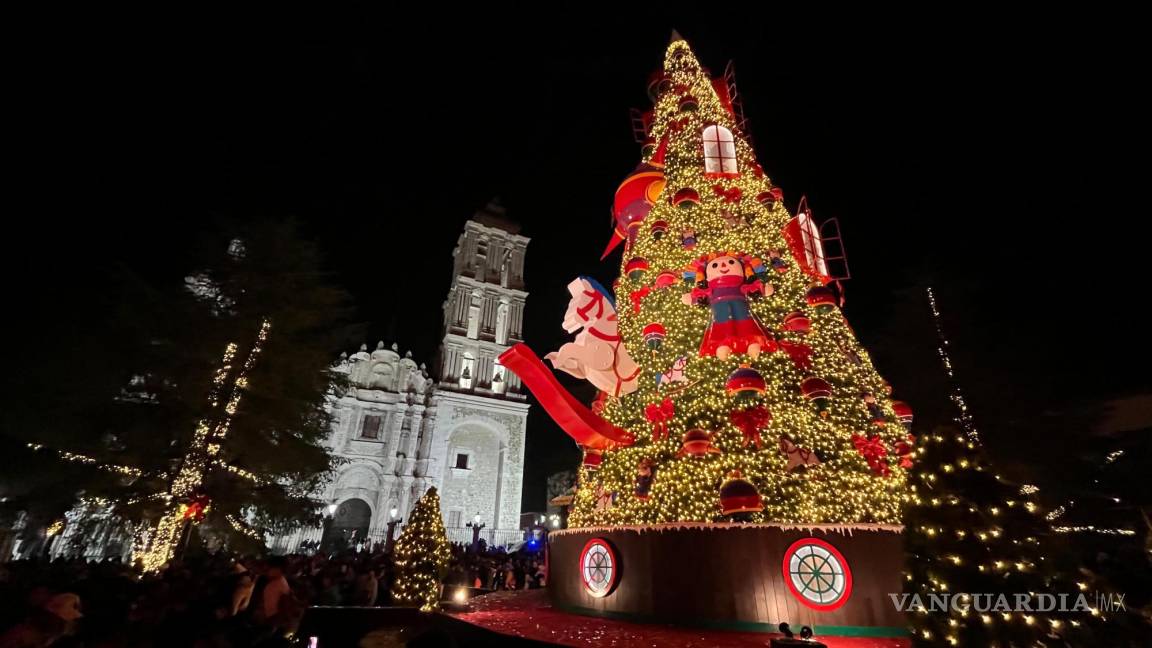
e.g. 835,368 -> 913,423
579,538 -> 619,597
782,537 -> 853,611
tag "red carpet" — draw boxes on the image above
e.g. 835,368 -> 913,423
448,590 -> 910,648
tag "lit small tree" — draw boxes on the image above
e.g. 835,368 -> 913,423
391,487 -> 451,611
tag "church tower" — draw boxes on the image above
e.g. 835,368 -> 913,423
437,199 -> 529,396
427,200 -> 530,536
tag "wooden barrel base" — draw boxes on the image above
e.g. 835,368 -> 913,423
548,523 -> 907,636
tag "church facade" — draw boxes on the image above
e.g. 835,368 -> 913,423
286,203 -> 530,549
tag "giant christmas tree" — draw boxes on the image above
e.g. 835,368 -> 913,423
547,36 -> 916,528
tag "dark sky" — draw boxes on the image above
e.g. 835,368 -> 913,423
8,12 -> 1150,509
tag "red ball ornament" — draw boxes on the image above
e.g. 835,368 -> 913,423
625,257 -> 649,281
654,270 -> 678,289
641,136 -> 657,157
650,219 -> 669,240
756,187 -> 784,207
805,286 -> 837,313
678,94 -> 698,112
678,428 -> 721,457
801,377 -> 833,417
642,322 -> 667,350
719,470 -> 763,516
672,187 -> 700,208
726,365 -> 766,401
647,70 -> 670,101
892,401 -> 914,430
607,164 -> 667,257
782,311 -> 811,334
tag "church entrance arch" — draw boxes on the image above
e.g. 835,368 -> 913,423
323,498 -> 372,551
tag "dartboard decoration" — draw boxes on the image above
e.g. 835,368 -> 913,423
579,538 -> 619,597
782,537 -> 853,611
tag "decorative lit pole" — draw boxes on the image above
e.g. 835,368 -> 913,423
138,319 -> 272,573
466,512 -> 485,549
385,507 -> 402,554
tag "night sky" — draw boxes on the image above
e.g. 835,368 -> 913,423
8,13 -> 1149,510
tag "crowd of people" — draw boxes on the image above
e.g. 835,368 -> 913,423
0,541 -> 547,647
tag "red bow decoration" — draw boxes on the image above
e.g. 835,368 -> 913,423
183,494 -> 210,522
630,286 -> 651,314
779,340 -> 813,371
712,184 -> 743,203
852,433 -> 891,477
644,398 -> 676,443
730,405 -> 771,449
667,117 -> 689,135
894,434 -> 916,469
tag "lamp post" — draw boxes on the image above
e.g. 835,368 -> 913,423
466,512 -> 486,549
320,501 -> 338,553
385,507 -> 402,554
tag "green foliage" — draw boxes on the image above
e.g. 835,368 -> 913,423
0,218 -> 353,549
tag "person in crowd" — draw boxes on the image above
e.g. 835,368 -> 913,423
0,592 -> 81,648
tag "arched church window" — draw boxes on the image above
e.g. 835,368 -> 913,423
703,125 -> 738,175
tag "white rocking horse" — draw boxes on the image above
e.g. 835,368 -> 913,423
545,277 -> 641,397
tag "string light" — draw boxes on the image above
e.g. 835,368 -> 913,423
26,444 -> 144,477
1053,525 -> 1136,536
926,287 -> 978,443
227,514 -> 263,540
139,319 -> 271,573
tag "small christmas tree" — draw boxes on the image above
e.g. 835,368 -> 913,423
391,487 -> 451,611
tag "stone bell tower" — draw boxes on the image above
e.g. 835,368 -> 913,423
428,200 -> 531,536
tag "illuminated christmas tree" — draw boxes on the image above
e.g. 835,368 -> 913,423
554,36 -> 916,528
903,427 -> 1147,646
391,487 -> 451,611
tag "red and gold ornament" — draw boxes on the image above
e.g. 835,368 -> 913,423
726,365 -> 766,401
625,257 -> 649,281
650,219 -> 669,240
801,377 -> 833,416
806,285 -> 837,313
672,187 -> 700,208
642,322 -> 667,350
719,470 -> 763,516
677,428 -> 721,457
892,401 -> 914,431
782,311 -> 811,334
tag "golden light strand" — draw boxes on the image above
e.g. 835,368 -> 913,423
139,319 -> 271,572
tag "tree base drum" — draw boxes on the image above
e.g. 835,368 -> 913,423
549,524 -> 906,637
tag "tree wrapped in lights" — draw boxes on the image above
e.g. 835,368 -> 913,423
391,487 -> 451,611
904,427 -> 1149,646
6,219 -> 349,568
567,37 -> 911,527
